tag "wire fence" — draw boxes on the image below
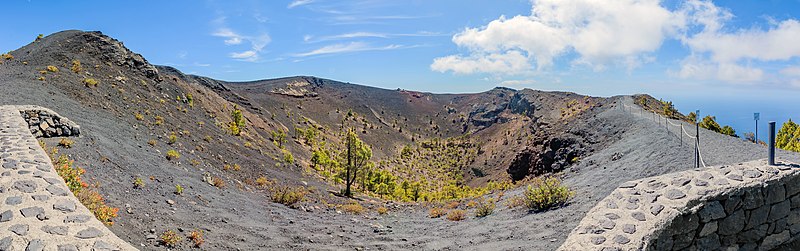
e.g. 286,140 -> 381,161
621,103 -> 708,168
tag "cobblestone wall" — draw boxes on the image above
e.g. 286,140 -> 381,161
16,105 -> 81,138
560,160 -> 800,250
0,106 -> 135,250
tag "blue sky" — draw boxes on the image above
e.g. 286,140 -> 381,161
3,0 -> 800,137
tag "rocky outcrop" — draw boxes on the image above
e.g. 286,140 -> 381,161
560,160 -> 800,251
78,31 -> 161,82
271,79 -> 319,98
17,106 -> 80,138
507,137 -> 584,181
0,106 -> 136,250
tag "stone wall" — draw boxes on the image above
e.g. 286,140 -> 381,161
559,160 -> 800,251
0,105 -> 135,250
17,105 -> 80,138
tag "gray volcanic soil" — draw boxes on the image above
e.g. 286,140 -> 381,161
2,30 -> 799,251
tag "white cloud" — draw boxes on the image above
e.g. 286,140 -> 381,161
432,0 -> 680,74
304,31 -> 444,43
673,55 -> 764,83
431,51 -> 532,75
685,20 -> 800,63
288,0 -> 314,9
672,0 -> 800,84
293,42 -> 408,57
231,51 -> 258,59
780,66 -> 800,77
211,26 -> 271,62
499,79 -> 537,86
432,0 -> 800,87
212,28 -> 243,45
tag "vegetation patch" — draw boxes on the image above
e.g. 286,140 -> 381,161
522,177 -> 574,212
474,198 -> 496,217
41,141 -> 119,225
188,229 -> 204,247
57,138 -> 74,148
341,202 -> 365,214
270,185 -> 306,206
429,207 -> 446,218
83,78 -> 98,87
70,59 -> 82,73
777,119 -> 800,152
377,206 -> 389,215
160,229 -> 181,248
446,209 -> 466,221
166,149 -> 180,160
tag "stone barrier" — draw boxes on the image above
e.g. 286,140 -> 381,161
16,105 -> 81,138
560,160 -> 800,250
0,105 -> 135,250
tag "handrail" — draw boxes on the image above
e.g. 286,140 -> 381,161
622,103 -> 707,167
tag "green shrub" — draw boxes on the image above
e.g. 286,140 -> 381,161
282,149 -> 294,164
58,138 -> 74,148
83,78 -> 98,87
160,230 -> 181,247
523,177 -> 574,211
186,93 -> 194,107
175,184 -> 184,195
429,207 -> 446,218
474,198 -> 495,217
133,177 -> 144,189
166,150 -> 180,160
377,207 -> 389,215
230,107 -> 245,135
168,132 -> 177,144
778,119 -> 800,152
189,229 -> 204,247
71,60 -> 82,73
341,202 -> 365,214
271,185 -> 306,206
446,209 -> 466,221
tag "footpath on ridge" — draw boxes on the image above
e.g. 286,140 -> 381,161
0,105 -> 135,250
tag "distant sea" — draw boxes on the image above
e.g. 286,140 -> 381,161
672,96 -> 800,143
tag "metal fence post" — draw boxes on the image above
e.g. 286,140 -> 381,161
769,121 -> 776,166
695,110 -> 700,168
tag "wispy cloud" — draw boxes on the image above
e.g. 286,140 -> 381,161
326,15 -> 435,25
293,42 -> 412,57
212,28 -> 243,45
288,0 -> 314,9
499,79 -> 536,86
304,31 -> 444,43
211,16 -> 271,62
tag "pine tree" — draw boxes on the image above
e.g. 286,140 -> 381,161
777,119 -> 798,150
699,116 -> 722,132
343,129 -> 372,197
